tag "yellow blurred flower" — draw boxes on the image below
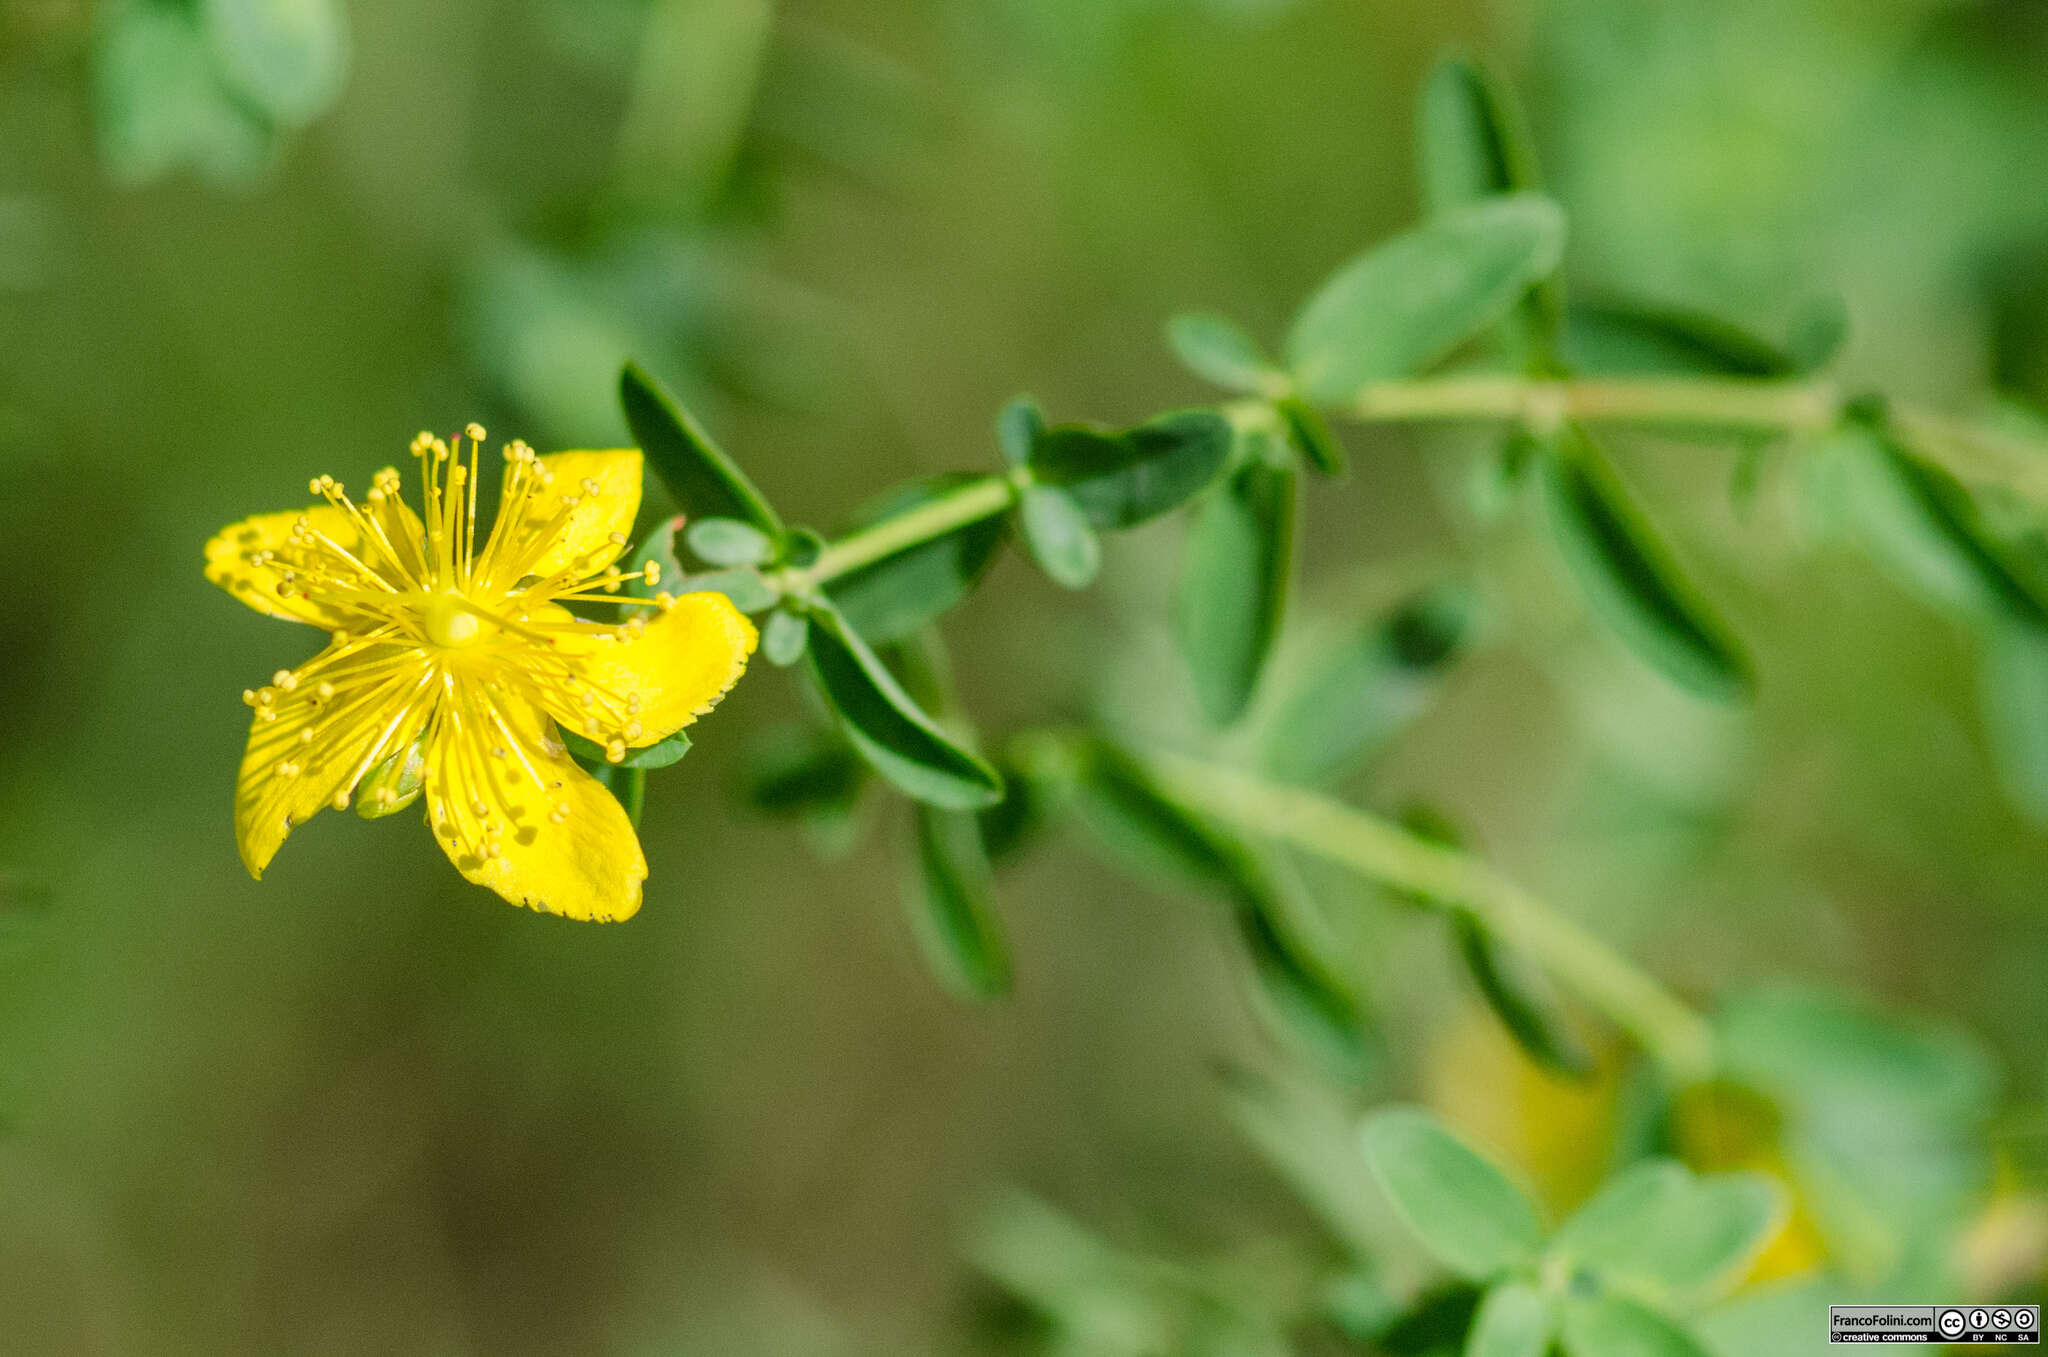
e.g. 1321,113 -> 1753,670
205,427 -> 755,921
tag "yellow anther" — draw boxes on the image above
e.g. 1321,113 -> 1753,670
464,422 -> 487,442
330,790 -> 351,811
625,695 -> 643,715
483,842 -> 503,860
608,531 -> 627,546
643,561 -> 661,585
273,669 -> 298,690
469,798 -> 490,818
315,681 -> 335,701
241,689 -> 257,706
623,720 -> 644,741
605,739 -> 626,764
276,761 -> 300,779
420,592 -> 483,648
581,478 -> 601,496
298,729 -> 314,745
255,687 -> 276,706
549,803 -> 570,824
654,591 -> 675,609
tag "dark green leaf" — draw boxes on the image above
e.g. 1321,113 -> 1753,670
781,527 -> 824,568
354,737 -> 425,818
1827,418 -> 2048,628
906,805 -> 1012,1000
1026,409 -> 1233,529
806,604 -> 1003,810
620,363 -> 785,539
1466,1283 -> 1553,1357
1359,1106 -> 1544,1280
742,727 -> 867,816
1455,912 -> 1594,1079
825,473 -> 1011,645
1276,397 -> 1346,476
1020,486 -> 1101,589
977,761 -> 1049,865
1167,312 -> 1276,392
1284,196 -> 1567,404
1236,854 -> 1376,1085
201,0 -> 349,128
1259,584 -> 1477,785
1176,456 -> 1297,725
1417,52 -> 1542,214
1538,425 -> 1753,701
564,727 -> 693,771
685,516 -> 774,567
996,396 -> 1044,468
1562,1297 -> 1711,1357
1376,1284 -> 1485,1355
1562,300 -> 1795,378
761,607 -> 809,667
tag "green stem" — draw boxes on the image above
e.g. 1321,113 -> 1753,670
784,473 -> 1021,592
1341,374 -> 1841,432
1136,748 -> 1718,1082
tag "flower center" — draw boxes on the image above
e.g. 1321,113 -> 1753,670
420,591 -> 487,649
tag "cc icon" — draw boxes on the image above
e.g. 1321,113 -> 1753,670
1938,1309 -> 1969,1338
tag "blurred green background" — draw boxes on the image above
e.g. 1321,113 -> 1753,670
5,0 -> 2048,1350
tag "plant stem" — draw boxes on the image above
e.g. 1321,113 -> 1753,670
786,473 -> 1021,592
1341,374 -> 1841,432
1136,748 -> 1718,1082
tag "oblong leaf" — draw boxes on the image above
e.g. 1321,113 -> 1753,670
1563,299 -> 1794,378
1358,1106 -> 1543,1279
1168,312 -> 1275,392
1026,409 -> 1233,529
1537,425 -> 1753,701
1284,195 -> 1567,404
760,607 -> 809,667
826,473 -> 1010,645
1454,912 -> 1593,1079
1417,52 -> 1542,214
806,604 -> 1002,810
1465,1283 -> 1553,1357
1561,1296 -> 1711,1357
564,727 -> 692,771
620,363 -> 784,538
1020,485 -> 1101,589
685,516 -> 774,567
906,805 -> 1011,1000
1276,396 -> 1346,476
1177,455 -> 1297,725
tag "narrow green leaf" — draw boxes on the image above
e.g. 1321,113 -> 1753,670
1465,1283 -> 1553,1357
1359,1106 -> 1544,1280
1378,1285 -> 1487,1355
906,805 -> 1012,1000
1562,300 -> 1795,378
1276,397 -> 1346,476
1827,418 -> 2048,628
620,363 -> 785,538
1284,196 -> 1567,404
1560,1296 -> 1712,1357
1168,312 -> 1276,392
805,604 -> 1003,810
996,396 -> 1044,468
1176,456 -> 1297,725
760,607 -> 809,667
202,0 -> 349,128
976,763 -> 1047,866
1026,409 -> 1233,529
1537,425 -> 1753,701
564,727 -> 693,771
1259,583 -> 1477,786
1980,622 -> 2048,825
1455,912 -> 1594,1079
1417,53 -> 1542,214
354,737 -> 425,819
825,472 -> 1010,645
1020,485 -> 1101,589
1236,860 -> 1376,1086
685,516 -> 774,567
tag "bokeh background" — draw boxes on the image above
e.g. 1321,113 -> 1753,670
4,0 -> 2048,1350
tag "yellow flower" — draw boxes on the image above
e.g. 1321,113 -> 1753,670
204,426 -> 756,921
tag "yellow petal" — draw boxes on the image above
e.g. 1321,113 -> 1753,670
421,680 -> 646,922
204,506 -> 370,628
236,642 -> 435,878
543,592 -> 758,747
491,449 -> 643,584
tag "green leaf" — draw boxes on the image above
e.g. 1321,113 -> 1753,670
1276,396 -> 1346,476
1561,1296 -> 1712,1357
996,396 -> 1044,468
1553,1161 -> 1783,1298
1454,913 -> 1594,1079
1537,425 -> 1753,701
906,806 -> 1012,1000
354,737 -> 425,819
629,515 -> 686,598
760,607 -> 809,667
1026,409 -> 1234,529
976,763 -> 1048,866
1465,1283 -> 1553,1357
1235,851 -> 1377,1085
1563,300 -> 1795,378
620,363 -> 785,539
1979,621 -> 2048,825
826,473 -> 1010,646
1824,418 -> 2048,628
742,727 -> 867,817
1417,53 -> 1543,214
1168,312 -> 1276,392
1284,196 -> 1567,404
685,516 -> 774,567
1259,583 -> 1477,785
805,604 -> 1003,810
1176,455 -> 1297,725
1020,485 -> 1101,589
92,2 -> 276,189
670,565 -> 777,613
1786,295 -> 1848,373
563,728 -> 693,771
1358,1106 -> 1544,1279
201,0 -> 349,128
